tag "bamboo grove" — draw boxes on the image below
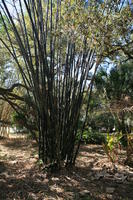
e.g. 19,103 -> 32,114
0,0 -> 132,168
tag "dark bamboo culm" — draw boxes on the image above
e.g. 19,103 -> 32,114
0,0 -> 99,168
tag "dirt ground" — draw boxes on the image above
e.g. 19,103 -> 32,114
0,136 -> 133,200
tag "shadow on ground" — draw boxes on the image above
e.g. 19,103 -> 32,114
2,138 -> 37,150
0,139 -> 133,200
0,162 -> 133,200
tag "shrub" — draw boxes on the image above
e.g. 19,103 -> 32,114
80,130 -> 106,144
11,112 -> 26,129
103,133 -> 122,163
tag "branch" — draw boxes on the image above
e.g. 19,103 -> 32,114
0,83 -> 30,93
0,84 -> 34,108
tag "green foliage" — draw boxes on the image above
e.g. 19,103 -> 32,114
126,134 -> 133,164
81,197 -> 92,200
79,129 -> 106,145
120,135 -> 128,147
89,112 -> 115,132
11,112 -> 26,129
107,133 -> 122,150
92,62 -> 133,135
106,63 -> 133,99
103,133 -> 122,163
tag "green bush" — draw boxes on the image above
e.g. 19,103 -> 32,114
80,130 -> 106,144
103,133 -> 122,163
11,112 -> 26,128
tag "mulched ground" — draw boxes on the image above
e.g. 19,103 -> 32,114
0,136 -> 133,200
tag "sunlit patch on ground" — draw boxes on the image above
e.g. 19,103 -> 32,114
0,137 -> 133,200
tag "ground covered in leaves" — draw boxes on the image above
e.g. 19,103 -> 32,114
0,136 -> 133,200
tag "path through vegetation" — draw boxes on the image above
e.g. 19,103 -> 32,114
0,137 -> 133,200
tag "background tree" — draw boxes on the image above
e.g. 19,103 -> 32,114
92,62 -> 133,134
